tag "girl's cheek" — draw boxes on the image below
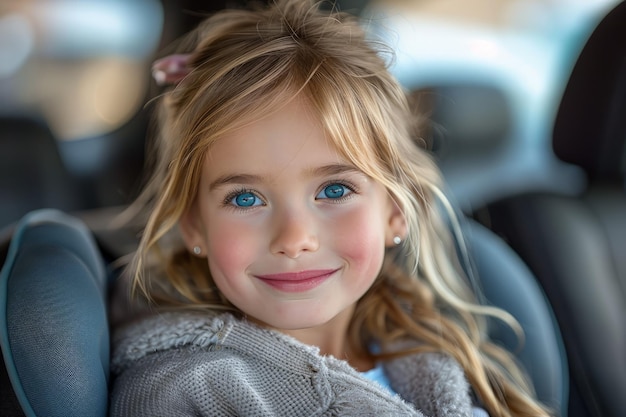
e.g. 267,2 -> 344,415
206,217 -> 259,276
331,207 -> 387,267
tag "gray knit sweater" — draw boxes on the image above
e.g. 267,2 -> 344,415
110,311 -> 474,416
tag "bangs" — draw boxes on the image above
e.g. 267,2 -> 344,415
301,58 -> 409,189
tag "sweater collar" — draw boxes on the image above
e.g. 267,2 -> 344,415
111,310 -> 353,376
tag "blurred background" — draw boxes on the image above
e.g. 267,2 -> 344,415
366,0 -> 619,212
0,0 -> 618,228
0,0 -> 239,229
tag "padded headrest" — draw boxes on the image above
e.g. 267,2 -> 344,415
463,220 -> 568,414
0,209 -> 109,416
552,1 -> 626,181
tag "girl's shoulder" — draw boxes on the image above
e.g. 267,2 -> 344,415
111,310 -> 329,376
111,310 -> 228,375
382,343 -> 474,417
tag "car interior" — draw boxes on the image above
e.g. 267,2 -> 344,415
475,2 -> 626,415
0,1 -> 623,416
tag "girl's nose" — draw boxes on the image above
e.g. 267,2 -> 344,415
269,209 -> 319,258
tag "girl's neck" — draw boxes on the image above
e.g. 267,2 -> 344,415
278,305 -> 375,372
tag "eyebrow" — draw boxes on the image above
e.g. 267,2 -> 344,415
208,174 -> 263,191
308,163 -> 361,177
208,163 -> 361,191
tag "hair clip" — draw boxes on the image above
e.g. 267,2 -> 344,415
151,53 -> 191,86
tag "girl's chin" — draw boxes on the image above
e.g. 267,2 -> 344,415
247,304 -> 355,345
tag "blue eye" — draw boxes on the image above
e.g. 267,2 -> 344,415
231,191 -> 262,207
317,183 -> 351,199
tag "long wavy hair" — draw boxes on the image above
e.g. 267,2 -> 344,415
127,1 -> 551,415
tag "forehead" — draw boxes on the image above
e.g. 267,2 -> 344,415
203,98 -> 346,178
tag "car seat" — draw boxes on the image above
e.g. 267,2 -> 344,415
0,209 -> 110,417
462,219 -> 568,415
478,2 -> 626,416
0,206 -> 567,416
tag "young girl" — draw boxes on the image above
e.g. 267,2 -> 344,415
110,0 -> 551,415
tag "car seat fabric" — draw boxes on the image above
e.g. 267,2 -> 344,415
485,190 -> 625,417
463,220 -> 568,416
0,209 -> 109,417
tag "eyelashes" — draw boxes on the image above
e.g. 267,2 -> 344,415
222,187 -> 265,208
315,181 -> 356,201
221,179 -> 359,210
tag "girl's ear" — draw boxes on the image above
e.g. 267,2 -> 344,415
386,198 -> 407,247
179,204 -> 207,256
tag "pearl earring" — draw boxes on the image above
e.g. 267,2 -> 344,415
192,246 -> 202,255
393,236 -> 402,245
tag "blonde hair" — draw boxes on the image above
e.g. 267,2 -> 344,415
128,1 -> 551,415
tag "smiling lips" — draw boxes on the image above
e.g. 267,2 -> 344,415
255,269 -> 339,292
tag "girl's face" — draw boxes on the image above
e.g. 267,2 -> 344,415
180,97 -> 404,335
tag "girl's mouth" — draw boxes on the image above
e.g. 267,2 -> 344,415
254,269 -> 339,292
